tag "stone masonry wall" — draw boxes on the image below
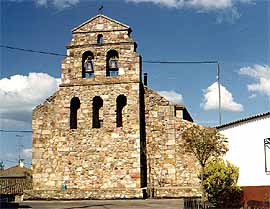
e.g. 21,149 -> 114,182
144,87 -> 201,197
62,15 -> 140,85
32,83 -> 142,198
31,14 -> 201,200
31,15 -> 143,199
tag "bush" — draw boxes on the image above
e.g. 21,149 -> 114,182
200,159 -> 244,208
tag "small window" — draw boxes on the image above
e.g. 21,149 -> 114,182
97,34 -> 103,45
106,50 -> 119,77
175,108 -> 183,119
70,97 -> 80,129
116,95 -> 127,127
82,51 -> 94,78
92,96 -> 103,128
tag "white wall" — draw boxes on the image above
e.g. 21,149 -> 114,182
219,116 -> 270,186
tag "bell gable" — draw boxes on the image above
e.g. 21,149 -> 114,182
72,14 -> 130,33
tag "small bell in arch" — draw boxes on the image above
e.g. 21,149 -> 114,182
84,56 -> 94,72
109,56 -> 118,69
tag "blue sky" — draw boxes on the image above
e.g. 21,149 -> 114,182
0,0 -> 269,168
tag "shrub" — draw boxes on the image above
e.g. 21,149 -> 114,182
201,159 -> 243,208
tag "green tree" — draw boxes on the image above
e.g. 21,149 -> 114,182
202,159 -> 243,208
182,125 -> 228,206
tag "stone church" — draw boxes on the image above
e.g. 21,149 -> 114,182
30,14 -> 201,199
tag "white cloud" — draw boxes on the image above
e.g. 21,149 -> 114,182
127,0 -> 256,23
35,0 -> 79,9
0,73 -> 59,123
216,6 -> 240,24
36,0 -> 47,6
127,0 -> 254,10
201,82 -> 243,112
248,94 -> 256,99
53,0 -> 79,9
239,64 -> 270,96
158,90 -> 183,104
23,148 -> 32,158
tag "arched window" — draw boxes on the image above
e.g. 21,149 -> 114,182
82,51 -> 94,78
70,97 -> 80,129
92,96 -> 103,128
116,95 -> 127,127
106,50 -> 119,77
97,34 -> 103,45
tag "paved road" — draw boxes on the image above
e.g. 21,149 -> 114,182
17,199 -> 184,209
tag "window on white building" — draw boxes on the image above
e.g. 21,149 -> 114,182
264,138 -> 270,174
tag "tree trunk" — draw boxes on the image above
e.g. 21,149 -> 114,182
201,165 -> 205,208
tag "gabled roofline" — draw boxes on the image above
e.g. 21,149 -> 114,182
144,86 -> 193,122
216,112 -> 270,129
72,14 -> 130,32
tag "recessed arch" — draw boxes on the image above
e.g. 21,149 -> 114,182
116,95 -> 127,127
82,51 -> 94,78
92,96 -> 103,128
106,49 -> 119,77
97,34 -> 103,45
70,97 -> 80,129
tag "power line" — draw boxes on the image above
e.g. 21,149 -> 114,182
0,129 -> 32,133
1,44 -> 222,124
0,45 -> 67,57
143,60 -> 218,64
1,45 -> 218,64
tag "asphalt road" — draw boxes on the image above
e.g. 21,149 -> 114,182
16,199 -> 184,209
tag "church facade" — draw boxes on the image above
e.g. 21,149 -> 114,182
30,15 -> 201,199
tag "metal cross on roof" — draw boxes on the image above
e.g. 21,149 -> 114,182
98,5 -> 104,14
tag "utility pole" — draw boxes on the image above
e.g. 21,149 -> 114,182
16,134 -> 24,163
217,63 -> 222,125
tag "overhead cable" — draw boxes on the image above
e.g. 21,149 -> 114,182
1,45 -> 218,64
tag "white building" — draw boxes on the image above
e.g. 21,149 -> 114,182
217,112 -> 270,187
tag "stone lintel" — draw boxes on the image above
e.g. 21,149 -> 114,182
67,41 -> 135,49
73,29 -> 130,34
60,80 -> 141,87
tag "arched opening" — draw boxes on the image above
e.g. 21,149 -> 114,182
82,51 -> 94,78
70,97 -> 80,129
92,96 -> 103,128
97,34 -> 103,45
106,50 -> 119,77
116,95 -> 127,127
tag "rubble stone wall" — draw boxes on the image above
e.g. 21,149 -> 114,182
31,15 -> 201,200
62,15 -> 140,85
144,87 -> 201,197
32,15 -> 143,199
32,82 -> 142,197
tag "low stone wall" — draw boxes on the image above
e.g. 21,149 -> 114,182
154,186 -> 201,198
24,188 -> 143,200
24,186 -> 201,200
